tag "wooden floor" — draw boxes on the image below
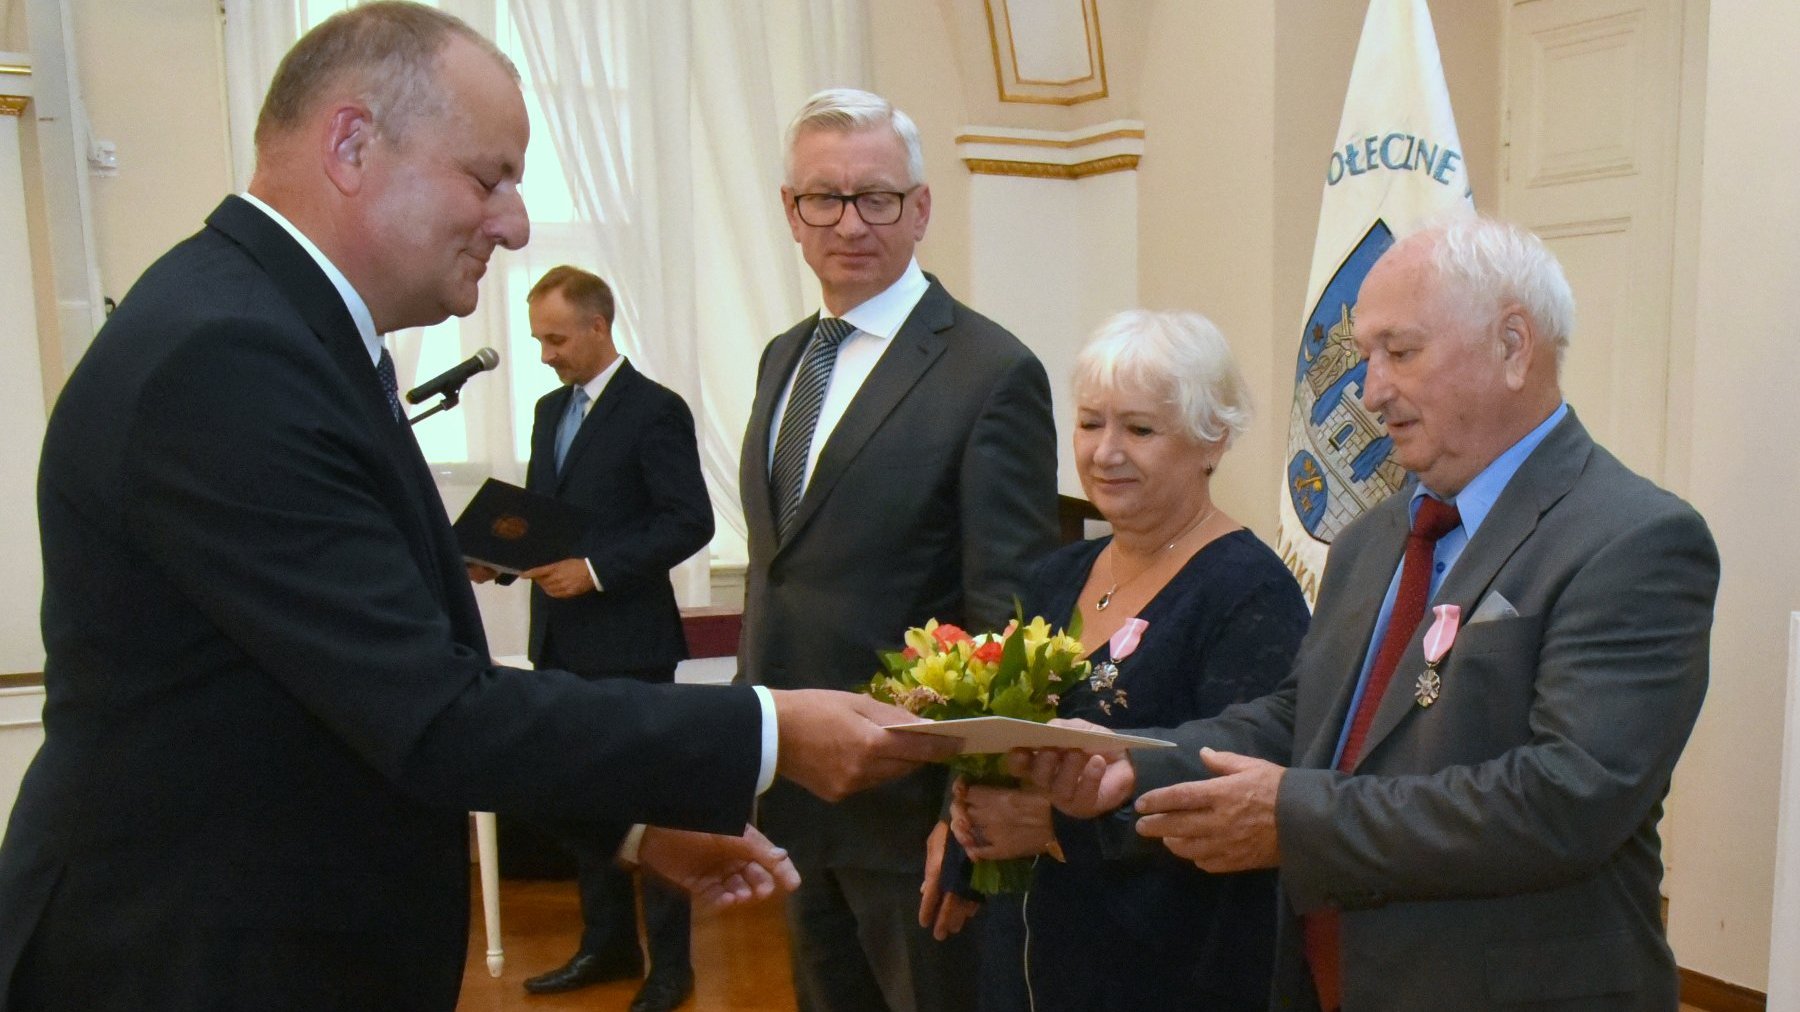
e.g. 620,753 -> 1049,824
455,872 -> 1710,1012
457,872 -> 795,1012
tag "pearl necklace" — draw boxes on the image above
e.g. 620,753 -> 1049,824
1095,504 -> 1219,611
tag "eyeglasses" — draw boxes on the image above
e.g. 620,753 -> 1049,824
791,189 -> 915,227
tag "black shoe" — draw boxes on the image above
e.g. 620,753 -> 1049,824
522,952 -> 643,995
627,970 -> 694,1012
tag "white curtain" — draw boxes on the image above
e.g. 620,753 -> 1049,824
509,0 -> 869,577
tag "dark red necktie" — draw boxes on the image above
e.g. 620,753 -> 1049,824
1304,495 -> 1461,1011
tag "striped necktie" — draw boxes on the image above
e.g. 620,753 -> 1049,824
769,317 -> 854,539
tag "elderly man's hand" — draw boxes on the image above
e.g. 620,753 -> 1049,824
1134,747 -> 1284,873
1005,720 -> 1135,820
466,563 -> 499,584
519,558 -> 595,598
951,780 -> 1056,861
918,820 -> 980,941
771,690 -> 958,801
636,824 -> 800,910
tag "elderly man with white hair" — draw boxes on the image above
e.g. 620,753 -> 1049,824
1019,216 -> 1720,1012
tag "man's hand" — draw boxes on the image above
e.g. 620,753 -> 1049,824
950,780 -> 1055,860
1134,747 -> 1285,873
636,824 -> 800,910
466,563 -> 499,584
918,820 -> 979,941
771,690 -> 958,801
1006,720 -> 1135,819
520,558 -> 595,598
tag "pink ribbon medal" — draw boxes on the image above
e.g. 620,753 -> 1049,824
1109,618 -> 1148,660
1414,604 -> 1461,708
1088,618 -> 1147,715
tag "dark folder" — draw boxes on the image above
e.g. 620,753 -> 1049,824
452,478 -> 591,575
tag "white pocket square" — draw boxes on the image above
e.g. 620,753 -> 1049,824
1469,591 -> 1520,624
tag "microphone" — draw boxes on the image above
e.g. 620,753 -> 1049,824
405,347 -> 499,404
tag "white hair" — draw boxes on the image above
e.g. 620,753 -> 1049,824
1414,214 -> 1576,360
783,88 -> 926,187
1073,310 -> 1253,448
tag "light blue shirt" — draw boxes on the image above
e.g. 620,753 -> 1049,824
1329,402 -> 1569,767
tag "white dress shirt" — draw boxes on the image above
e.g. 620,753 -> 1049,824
766,258 -> 931,492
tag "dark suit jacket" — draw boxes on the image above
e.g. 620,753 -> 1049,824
0,196 -> 761,1010
738,277 -> 1059,873
523,361 -> 712,677
1131,412 -> 1719,1011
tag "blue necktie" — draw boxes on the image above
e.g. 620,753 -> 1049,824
554,386 -> 589,473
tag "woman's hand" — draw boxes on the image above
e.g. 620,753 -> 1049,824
919,820 -> 980,940
950,780 -> 1058,861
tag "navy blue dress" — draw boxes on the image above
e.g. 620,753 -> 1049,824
977,529 -> 1308,1012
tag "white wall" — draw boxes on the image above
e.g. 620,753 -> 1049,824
0,80 -> 46,676
1661,0 -> 1800,990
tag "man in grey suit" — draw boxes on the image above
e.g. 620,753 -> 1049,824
1024,215 -> 1719,1011
739,89 -> 1059,1012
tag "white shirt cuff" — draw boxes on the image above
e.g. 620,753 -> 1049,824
752,686 -> 778,795
583,559 -> 603,592
616,823 -> 646,865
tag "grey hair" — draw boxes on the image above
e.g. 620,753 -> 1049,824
1414,214 -> 1576,361
255,1 -> 518,151
1074,310 -> 1253,448
784,88 -> 926,187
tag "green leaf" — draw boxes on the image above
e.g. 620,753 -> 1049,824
990,624 -> 1029,693
988,684 -> 1046,721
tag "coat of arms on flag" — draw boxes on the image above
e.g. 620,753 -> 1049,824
1276,0 -> 1474,603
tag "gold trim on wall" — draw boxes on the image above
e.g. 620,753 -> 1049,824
954,127 -> 1143,150
0,64 -> 30,77
963,154 -> 1140,180
0,96 -> 27,117
984,0 -> 1109,106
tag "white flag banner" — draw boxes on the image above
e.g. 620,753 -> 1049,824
1276,0 -> 1473,604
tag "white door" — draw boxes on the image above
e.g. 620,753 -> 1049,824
1501,0 -> 1686,484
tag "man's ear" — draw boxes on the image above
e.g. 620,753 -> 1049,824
910,183 -> 932,241
1497,304 -> 1536,390
322,103 -> 377,196
781,186 -> 803,241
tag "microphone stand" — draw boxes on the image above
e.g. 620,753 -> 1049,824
407,388 -> 462,427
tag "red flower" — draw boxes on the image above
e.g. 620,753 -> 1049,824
932,623 -> 974,648
901,646 -> 921,660
971,641 -> 1003,664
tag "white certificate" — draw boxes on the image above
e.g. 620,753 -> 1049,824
882,715 -> 1175,754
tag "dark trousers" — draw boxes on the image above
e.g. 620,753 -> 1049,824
784,862 -> 978,1012
538,648 -> 692,978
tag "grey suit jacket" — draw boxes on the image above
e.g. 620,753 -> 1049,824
1133,412 -> 1718,1011
739,276 -> 1059,872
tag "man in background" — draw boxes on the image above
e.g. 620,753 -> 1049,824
738,88 -> 1060,1012
0,7 -> 946,1009
1025,216 -> 1719,1012
469,266 -> 707,1009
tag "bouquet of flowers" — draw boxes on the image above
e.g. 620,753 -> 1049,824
865,611 -> 1091,895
